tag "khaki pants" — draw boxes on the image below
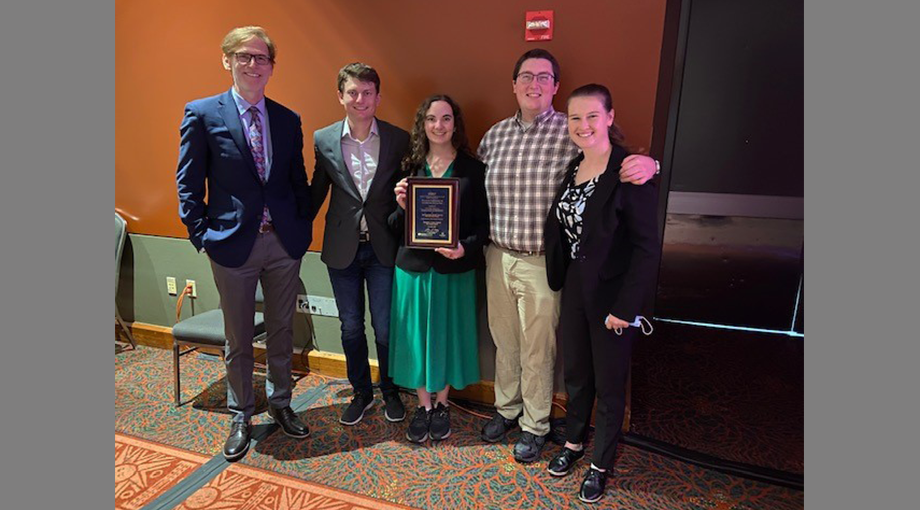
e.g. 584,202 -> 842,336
486,245 -> 561,436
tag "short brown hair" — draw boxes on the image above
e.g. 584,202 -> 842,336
337,62 -> 381,94
221,26 -> 276,63
512,49 -> 560,84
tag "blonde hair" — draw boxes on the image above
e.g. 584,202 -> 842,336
221,26 -> 275,63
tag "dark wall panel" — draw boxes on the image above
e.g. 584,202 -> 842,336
653,0 -> 804,331
669,0 -> 803,196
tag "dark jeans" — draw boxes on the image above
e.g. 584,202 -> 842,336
327,242 -> 396,397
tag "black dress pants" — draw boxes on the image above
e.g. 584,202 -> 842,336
558,260 -> 637,470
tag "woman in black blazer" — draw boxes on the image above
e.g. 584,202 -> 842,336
388,95 -> 490,444
543,84 -> 661,504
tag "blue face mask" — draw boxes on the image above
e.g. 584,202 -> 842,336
613,315 -> 654,337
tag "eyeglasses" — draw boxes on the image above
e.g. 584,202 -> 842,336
232,52 -> 273,66
516,72 -> 555,85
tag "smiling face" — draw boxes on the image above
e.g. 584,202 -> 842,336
222,36 -> 273,102
338,77 -> 380,123
567,95 -> 614,151
424,100 -> 455,148
513,58 -> 559,119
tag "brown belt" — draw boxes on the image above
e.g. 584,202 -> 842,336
498,245 -> 543,257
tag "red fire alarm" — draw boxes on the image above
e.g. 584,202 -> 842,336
525,10 -> 554,42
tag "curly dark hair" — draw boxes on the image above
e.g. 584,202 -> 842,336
401,94 -> 474,174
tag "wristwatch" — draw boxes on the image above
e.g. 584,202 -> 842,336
654,159 -> 661,175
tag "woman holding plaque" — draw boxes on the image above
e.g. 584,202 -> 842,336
389,95 -> 489,443
543,84 -> 660,504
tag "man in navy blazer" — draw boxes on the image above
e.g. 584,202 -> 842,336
312,63 -> 409,426
176,26 -> 312,462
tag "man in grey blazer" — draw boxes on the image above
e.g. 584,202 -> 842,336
312,63 -> 409,425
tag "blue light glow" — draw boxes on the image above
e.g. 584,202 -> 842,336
654,317 -> 804,338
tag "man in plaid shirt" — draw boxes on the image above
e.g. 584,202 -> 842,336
478,49 -> 658,463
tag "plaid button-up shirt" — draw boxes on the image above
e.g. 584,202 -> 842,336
479,109 -> 580,253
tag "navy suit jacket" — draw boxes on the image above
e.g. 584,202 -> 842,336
176,90 -> 312,268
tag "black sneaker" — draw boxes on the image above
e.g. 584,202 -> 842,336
547,447 -> 585,477
406,406 -> 431,443
340,392 -> 374,425
429,403 -> 451,441
481,412 -> 519,443
383,392 -> 406,422
513,431 -> 547,463
578,467 -> 608,504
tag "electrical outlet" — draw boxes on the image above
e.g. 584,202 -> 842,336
306,295 -> 339,317
186,279 -> 197,298
296,294 -> 309,313
166,276 -> 177,296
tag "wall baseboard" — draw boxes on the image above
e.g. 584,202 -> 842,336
123,322 -> 604,423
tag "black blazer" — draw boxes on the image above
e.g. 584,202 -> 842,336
544,146 -> 661,322
312,118 -> 410,269
389,151 -> 490,274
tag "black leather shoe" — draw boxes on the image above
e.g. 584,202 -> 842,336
406,406 -> 431,443
268,406 -> 310,439
513,431 -> 547,463
340,392 -> 374,425
481,412 -> 519,443
429,403 -> 451,441
579,467 -> 608,504
383,392 -> 406,422
223,421 -> 252,462
547,447 -> 585,477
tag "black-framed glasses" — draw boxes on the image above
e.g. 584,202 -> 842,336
233,52 -> 273,66
516,72 -> 555,84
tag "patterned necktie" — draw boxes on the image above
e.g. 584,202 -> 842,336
247,107 -> 270,229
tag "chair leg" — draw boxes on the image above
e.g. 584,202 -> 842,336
116,309 -> 137,349
173,340 -> 181,406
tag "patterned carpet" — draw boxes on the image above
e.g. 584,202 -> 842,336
116,433 -> 413,510
629,322 -> 804,475
116,346 -> 803,509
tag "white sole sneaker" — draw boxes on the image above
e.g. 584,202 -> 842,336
339,399 -> 375,426
406,431 -> 429,443
385,408 -> 406,423
430,429 -> 451,441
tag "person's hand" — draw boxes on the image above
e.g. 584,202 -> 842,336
435,243 -> 465,260
604,314 -> 629,332
619,154 -> 657,184
395,178 -> 408,210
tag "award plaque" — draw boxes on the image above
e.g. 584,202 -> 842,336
405,177 -> 460,249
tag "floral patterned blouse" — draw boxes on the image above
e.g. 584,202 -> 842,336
554,168 -> 600,260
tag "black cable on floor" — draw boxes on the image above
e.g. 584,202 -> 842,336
621,432 -> 803,491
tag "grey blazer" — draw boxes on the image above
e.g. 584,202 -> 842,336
311,118 -> 410,269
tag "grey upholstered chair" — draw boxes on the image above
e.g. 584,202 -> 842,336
116,212 -> 137,349
171,284 -> 266,406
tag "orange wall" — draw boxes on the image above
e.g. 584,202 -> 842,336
116,0 -> 665,249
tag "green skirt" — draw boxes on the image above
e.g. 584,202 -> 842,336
389,266 -> 480,392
